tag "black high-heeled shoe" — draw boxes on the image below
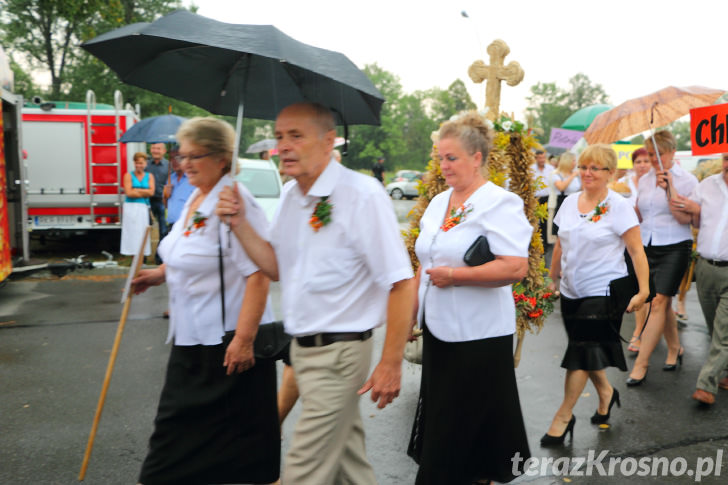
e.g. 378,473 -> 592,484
663,348 -> 684,371
626,369 -> 648,387
540,416 -> 576,446
591,388 -> 621,424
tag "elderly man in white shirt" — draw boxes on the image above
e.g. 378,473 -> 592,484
216,102 -> 415,485
673,153 -> 728,405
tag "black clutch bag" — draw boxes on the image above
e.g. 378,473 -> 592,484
254,321 -> 291,360
463,236 -> 495,266
609,273 -> 656,320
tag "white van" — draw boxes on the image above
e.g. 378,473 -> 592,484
235,158 -> 283,222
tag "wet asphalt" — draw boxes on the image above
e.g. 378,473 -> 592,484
2,199 -> 728,484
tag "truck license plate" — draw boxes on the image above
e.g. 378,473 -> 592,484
35,215 -> 78,226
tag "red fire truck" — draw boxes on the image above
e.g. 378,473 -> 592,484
22,90 -> 143,237
1,47 -> 29,282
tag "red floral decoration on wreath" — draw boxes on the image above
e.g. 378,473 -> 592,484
513,281 -> 558,321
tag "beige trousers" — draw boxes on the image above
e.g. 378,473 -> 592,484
282,338 -> 377,485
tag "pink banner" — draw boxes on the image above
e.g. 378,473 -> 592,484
548,127 -> 584,149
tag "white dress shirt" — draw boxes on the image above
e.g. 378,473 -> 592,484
531,163 -> 555,198
555,190 -> 639,299
637,164 -> 698,246
415,182 -> 533,342
158,175 -> 274,345
270,158 -> 413,337
690,173 -> 728,261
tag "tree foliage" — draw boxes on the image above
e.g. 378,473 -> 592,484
344,65 -> 475,173
0,0 -> 185,99
526,73 -> 609,144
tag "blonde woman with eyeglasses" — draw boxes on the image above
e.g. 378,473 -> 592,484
543,145 -> 650,446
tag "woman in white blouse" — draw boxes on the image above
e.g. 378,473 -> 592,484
132,118 -> 280,484
627,130 -> 699,386
623,147 -> 654,353
543,145 -> 649,446
408,112 -> 532,484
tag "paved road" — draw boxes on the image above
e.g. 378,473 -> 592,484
3,201 -> 728,484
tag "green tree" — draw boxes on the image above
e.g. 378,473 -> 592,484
526,74 -> 609,144
670,120 -> 691,150
0,0 -> 184,99
344,63 -> 406,171
8,57 -> 37,98
427,79 -> 477,124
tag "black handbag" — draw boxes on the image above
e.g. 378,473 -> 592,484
254,321 -> 291,360
463,235 -> 495,266
608,251 -> 656,320
218,227 -> 290,360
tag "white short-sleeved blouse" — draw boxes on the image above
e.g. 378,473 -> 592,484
415,182 -> 533,342
158,175 -> 274,346
637,165 -> 698,246
554,189 -> 639,299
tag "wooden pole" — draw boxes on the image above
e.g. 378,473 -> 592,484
79,228 -> 149,481
513,334 -> 525,368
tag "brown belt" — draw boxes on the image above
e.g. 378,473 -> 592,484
296,330 -> 373,348
702,257 -> 728,267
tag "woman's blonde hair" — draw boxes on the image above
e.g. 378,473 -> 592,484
578,144 -> 617,172
438,112 -> 494,166
133,152 -> 147,162
176,117 -> 235,172
644,130 -> 676,155
557,152 -> 576,174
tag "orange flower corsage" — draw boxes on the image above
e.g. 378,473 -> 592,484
586,200 -> 609,223
309,196 -> 333,232
441,203 -> 473,232
183,211 -> 207,237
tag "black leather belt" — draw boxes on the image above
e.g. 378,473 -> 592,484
296,330 -> 373,348
702,257 -> 728,267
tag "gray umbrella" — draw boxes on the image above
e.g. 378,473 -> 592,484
81,10 -> 383,123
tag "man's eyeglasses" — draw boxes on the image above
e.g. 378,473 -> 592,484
174,152 -> 215,163
577,165 -> 610,173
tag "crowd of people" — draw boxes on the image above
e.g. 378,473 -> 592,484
121,103 -> 728,484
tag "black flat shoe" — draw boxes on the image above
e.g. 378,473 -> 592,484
591,388 -> 621,424
663,348 -> 684,371
626,370 -> 647,387
540,416 -> 575,446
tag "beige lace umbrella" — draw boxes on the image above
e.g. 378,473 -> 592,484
584,85 -> 725,145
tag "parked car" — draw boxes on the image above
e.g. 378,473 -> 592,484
386,171 -> 423,200
392,170 -> 422,183
235,158 -> 283,221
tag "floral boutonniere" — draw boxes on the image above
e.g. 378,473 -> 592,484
309,196 -> 333,232
586,200 -> 609,223
441,203 -> 473,232
183,211 -> 207,237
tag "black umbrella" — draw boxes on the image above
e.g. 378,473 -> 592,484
82,10 -> 384,167
119,114 -> 187,143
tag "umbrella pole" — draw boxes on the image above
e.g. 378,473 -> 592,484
649,130 -> 671,198
231,102 -> 244,180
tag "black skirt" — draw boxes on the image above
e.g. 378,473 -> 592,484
138,341 -> 280,485
560,295 -> 627,371
408,325 -> 531,484
645,239 -> 692,296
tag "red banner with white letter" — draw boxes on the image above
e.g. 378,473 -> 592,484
690,102 -> 728,155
